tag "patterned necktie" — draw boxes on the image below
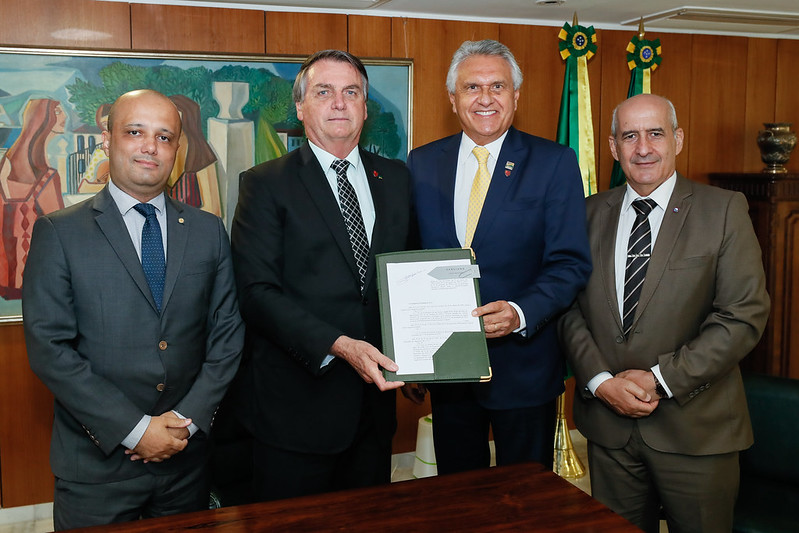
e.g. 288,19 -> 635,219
133,203 -> 166,311
331,159 -> 370,291
465,146 -> 491,249
622,198 -> 658,337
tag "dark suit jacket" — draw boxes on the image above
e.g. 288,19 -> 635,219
408,127 -> 592,409
23,186 -> 244,483
230,142 -> 412,454
559,175 -> 770,455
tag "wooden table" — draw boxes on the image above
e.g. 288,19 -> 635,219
68,462 -> 640,532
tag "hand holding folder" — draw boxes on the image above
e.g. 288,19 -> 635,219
376,248 -> 492,383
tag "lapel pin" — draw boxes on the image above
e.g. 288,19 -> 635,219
178,217 -> 185,224
672,207 -> 679,213
504,161 -> 515,177
373,170 -> 382,180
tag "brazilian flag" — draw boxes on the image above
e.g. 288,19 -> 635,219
609,31 -> 663,189
556,20 -> 598,197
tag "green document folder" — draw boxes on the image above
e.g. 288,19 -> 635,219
376,248 -> 491,383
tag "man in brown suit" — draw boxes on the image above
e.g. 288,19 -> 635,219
559,94 -> 770,533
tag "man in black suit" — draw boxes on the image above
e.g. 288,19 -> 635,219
23,89 -> 244,530
230,50 -> 412,501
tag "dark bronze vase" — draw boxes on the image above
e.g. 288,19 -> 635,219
757,123 -> 797,174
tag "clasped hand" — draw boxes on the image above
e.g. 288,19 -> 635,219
595,369 -> 660,418
125,411 -> 192,463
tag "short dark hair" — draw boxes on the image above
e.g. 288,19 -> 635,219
292,49 -> 369,103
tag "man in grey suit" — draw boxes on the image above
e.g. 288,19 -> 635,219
23,89 -> 244,530
559,94 -> 769,533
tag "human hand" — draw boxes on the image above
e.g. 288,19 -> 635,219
616,369 -> 659,401
595,376 -> 659,418
473,300 -> 520,338
125,413 -> 191,463
330,335 -> 405,391
400,383 -> 427,404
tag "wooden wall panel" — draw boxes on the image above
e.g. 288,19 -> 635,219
349,15 -> 392,58
391,18 -> 499,149
776,39 -> 799,174
131,4 -> 265,55
0,0 -> 130,50
642,32 -> 693,180
597,29 -> 634,192
0,324 -> 54,507
744,39 -> 778,172
265,12 -> 347,56
688,35 -> 749,182
500,24 -> 588,142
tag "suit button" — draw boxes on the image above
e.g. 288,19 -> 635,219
615,335 -> 624,344
362,298 -> 369,305
159,341 -> 167,350
156,383 -> 166,392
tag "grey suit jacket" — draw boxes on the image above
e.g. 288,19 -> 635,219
23,186 -> 244,483
559,175 -> 769,456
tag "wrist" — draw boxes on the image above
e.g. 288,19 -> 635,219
650,370 -> 667,399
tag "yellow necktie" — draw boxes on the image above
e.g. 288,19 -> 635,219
465,146 -> 491,248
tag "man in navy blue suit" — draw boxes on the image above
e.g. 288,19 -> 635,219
404,40 -> 591,474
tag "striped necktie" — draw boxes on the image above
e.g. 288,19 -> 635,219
622,198 -> 657,337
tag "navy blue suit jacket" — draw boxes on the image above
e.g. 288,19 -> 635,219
408,127 -> 591,409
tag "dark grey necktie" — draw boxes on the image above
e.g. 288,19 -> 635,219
331,159 -> 370,291
133,203 -> 166,311
622,198 -> 657,337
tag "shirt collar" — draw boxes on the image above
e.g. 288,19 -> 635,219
107,178 -> 166,216
622,171 -> 677,213
308,141 -> 361,172
458,130 -> 509,163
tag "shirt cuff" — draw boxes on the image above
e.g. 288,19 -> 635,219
650,364 -> 674,398
508,301 -> 527,336
587,372 -> 613,396
321,354 -> 335,368
172,410 -> 199,437
121,415 -> 151,449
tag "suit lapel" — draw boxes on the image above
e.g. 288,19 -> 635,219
162,197 -> 187,313
633,175 -> 693,325
599,189 -> 625,330
437,134 -> 462,246
297,143 -> 361,285
361,149 -> 385,290
92,187 -> 159,313
471,127 -> 528,248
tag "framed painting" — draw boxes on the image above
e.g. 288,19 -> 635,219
0,47 -> 413,322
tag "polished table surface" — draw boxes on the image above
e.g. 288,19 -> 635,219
68,462 -> 640,532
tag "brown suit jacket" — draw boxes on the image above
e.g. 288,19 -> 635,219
559,175 -> 769,456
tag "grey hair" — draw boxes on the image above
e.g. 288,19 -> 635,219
446,40 -> 523,94
611,94 -> 679,138
292,49 -> 369,103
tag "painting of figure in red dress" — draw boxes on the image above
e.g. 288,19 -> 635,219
0,98 -> 66,299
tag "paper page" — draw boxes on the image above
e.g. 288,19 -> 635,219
386,259 -> 481,376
